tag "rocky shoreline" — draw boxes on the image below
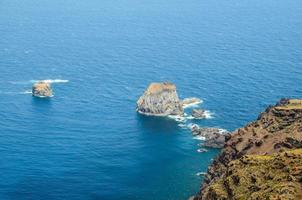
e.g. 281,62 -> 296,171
137,84 -> 302,199
194,99 -> 302,200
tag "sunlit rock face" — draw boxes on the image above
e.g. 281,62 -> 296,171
136,82 -> 184,116
32,81 -> 53,97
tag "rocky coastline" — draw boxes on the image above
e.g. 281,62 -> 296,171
194,99 -> 302,200
136,83 -> 302,199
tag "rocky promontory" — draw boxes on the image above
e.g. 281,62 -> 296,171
136,82 -> 184,116
194,99 -> 302,200
32,81 -> 53,97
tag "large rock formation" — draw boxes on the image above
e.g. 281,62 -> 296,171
136,82 -> 184,116
194,99 -> 302,200
32,81 -> 53,97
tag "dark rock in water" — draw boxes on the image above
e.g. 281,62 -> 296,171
136,82 -> 184,116
32,81 -> 53,97
192,109 -> 206,119
191,124 -> 201,135
191,125 -> 229,148
202,134 -> 227,148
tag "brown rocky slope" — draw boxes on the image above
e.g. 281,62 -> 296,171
194,99 -> 302,200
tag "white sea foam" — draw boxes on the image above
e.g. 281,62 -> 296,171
182,99 -> 203,109
218,128 -> 229,134
178,124 -> 187,129
185,115 -> 195,120
196,172 -> 207,176
30,79 -> 69,84
37,95 -> 54,98
203,110 -> 214,119
187,123 -> 198,130
9,81 -> 30,85
193,135 -> 206,140
20,90 -> 32,94
168,115 -> 186,122
197,148 -> 208,153
32,95 -> 54,98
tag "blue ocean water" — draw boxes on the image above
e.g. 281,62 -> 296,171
0,0 -> 302,199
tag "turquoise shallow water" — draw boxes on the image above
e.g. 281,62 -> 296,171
0,0 -> 302,199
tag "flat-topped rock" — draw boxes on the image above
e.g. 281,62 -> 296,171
136,82 -> 184,116
32,81 -> 53,97
144,82 -> 176,95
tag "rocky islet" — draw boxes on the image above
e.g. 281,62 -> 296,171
137,82 -> 204,116
32,81 -> 53,97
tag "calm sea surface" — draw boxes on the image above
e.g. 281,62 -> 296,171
0,0 -> 302,199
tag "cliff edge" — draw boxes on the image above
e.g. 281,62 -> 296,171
195,99 -> 302,200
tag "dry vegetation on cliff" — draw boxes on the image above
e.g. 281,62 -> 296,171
204,149 -> 302,200
195,99 -> 302,200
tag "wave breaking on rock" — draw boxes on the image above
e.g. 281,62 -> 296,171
30,79 -> 69,84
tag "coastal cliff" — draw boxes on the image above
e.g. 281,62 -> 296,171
136,82 -> 184,116
195,99 -> 302,200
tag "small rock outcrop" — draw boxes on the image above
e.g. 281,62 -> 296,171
194,99 -> 302,200
192,109 -> 206,119
182,97 -> 202,108
136,82 -> 184,116
32,81 -> 53,97
191,125 -> 230,148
